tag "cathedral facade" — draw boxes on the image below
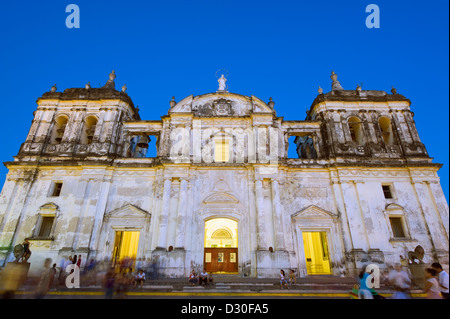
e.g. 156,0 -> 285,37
0,72 -> 448,277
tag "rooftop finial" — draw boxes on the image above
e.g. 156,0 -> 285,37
51,84 -> 57,92
391,86 -> 397,94
109,70 -> 116,81
85,82 -> 91,90
170,96 -> 177,108
102,70 -> 116,89
318,86 -> 323,94
122,84 -> 127,92
268,97 -> 275,108
330,71 -> 344,90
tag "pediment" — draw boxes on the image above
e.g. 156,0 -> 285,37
203,193 -> 239,204
106,204 -> 150,219
168,93 -> 275,117
291,205 -> 338,220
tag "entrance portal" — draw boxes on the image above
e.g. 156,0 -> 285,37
204,218 -> 238,273
302,231 -> 332,275
113,231 -> 140,267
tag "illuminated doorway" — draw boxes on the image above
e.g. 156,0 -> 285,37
113,231 -> 140,268
302,232 -> 332,275
204,218 -> 238,273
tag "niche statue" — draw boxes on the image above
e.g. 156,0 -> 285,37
13,238 -> 32,263
408,245 -> 425,264
295,135 -> 317,159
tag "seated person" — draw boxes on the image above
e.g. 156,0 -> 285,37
134,269 -> 146,289
188,270 -> 198,286
199,268 -> 209,285
208,272 -> 214,285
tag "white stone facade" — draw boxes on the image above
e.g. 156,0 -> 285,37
0,73 -> 448,277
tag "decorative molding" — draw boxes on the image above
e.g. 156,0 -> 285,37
203,192 -> 239,204
291,205 -> 338,220
105,203 -> 151,219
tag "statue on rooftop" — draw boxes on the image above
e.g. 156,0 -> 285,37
218,74 -> 227,91
330,71 -> 344,90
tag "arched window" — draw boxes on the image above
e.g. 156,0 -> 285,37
379,117 -> 394,145
52,115 -> 69,144
81,116 -> 98,144
347,117 -> 364,145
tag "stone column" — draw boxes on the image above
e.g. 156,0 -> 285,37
71,178 -> 93,250
88,175 -> 113,256
156,177 -> 172,249
330,180 -> 353,254
271,179 -> 285,250
175,178 -> 188,249
255,178 -> 267,249
247,172 -> 258,276
340,180 -> 370,251
412,181 -> 448,260
0,178 -> 26,253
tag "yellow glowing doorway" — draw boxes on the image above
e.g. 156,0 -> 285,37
113,231 -> 140,266
302,232 -> 332,275
204,218 -> 238,274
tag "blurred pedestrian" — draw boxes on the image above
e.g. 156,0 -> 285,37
35,258 -> 52,299
49,263 -> 57,290
390,285 -> 411,299
76,255 -> 82,268
103,269 -> 116,299
431,263 -> 449,299
288,269 -> 297,287
388,263 -> 411,295
151,259 -> 157,279
424,268 -> 442,299
359,265 -> 384,299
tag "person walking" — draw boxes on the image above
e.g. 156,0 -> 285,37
359,265 -> 384,299
35,258 -> 52,299
388,263 -> 411,296
49,263 -> 57,290
288,269 -> 296,287
431,263 -> 449,299
279,269 -> 289,290
103,269 -> 116,299
76,255 -> 82,269
424,268 -> 442,299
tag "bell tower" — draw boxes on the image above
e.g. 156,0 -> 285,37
307,72 -> 430,163
17,71 -> 139,160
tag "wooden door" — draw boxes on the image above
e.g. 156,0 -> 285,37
204,248 -> 238,273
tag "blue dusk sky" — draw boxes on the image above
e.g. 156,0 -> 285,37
0,0 -> 448,201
